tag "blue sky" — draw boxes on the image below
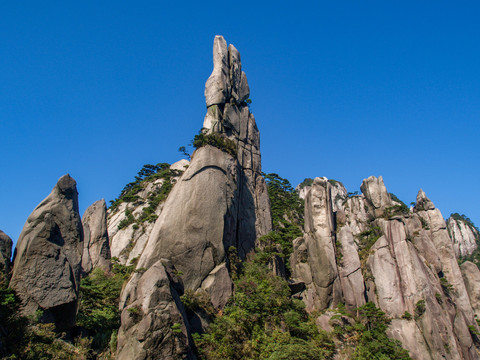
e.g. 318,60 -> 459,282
1,1 -> 479,243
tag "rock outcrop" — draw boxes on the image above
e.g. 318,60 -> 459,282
9,174 -> 83,331
461,261 -> 480,320
82,199 -> 111,275
0,230 -> 12,274
108,160 -> 188,265
116,35 -> 272,359
291,176 -> 480,359
116,260 -> 195,360
448,216 -> 479,258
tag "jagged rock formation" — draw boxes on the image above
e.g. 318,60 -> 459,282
291,176 -> 480,359
81,199 -> 111,275
108,160 -> 188,265
448,216 -> 480,258
115,35 -> 272,359
0,230 -> 12,274
9,174 -> 83,331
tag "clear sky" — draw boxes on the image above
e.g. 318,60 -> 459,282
1,1 -> 479,244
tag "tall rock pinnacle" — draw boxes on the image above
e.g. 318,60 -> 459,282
116,36 -> 272,360
9,174 -> 83,331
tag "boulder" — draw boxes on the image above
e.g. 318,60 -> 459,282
82,199 -> 111,275
9,174 -> 83,331
116,260 -> 195,360
360,175 -> 392,217
0,230 -> 12,274
414,189 -> 435,212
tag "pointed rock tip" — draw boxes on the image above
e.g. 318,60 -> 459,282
56,174 -> 77,194
415,188 -> 435,211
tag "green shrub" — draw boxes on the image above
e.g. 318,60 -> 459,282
192,254 -> 335,360
118,207 -> 135,230
192,129 -> 237,157
298,178 -> 313,189
76,259 -> 135,353
109,163 -> 177,213
414,300 -> 426,320
259,173 -> 304,272
402,311 -> 412,320
357,226 -> 382,263
440,277 -> 454,297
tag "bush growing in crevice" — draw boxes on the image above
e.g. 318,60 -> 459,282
192,128 -> 237,157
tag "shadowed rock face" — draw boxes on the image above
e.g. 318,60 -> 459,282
116,36 -> 272,359
0,230 -> 12,274
9,174 -> 83,331
82,199 -> 111,275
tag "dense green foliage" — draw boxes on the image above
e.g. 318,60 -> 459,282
193,253 -> 335,360
332,302 -> 411,359
260,173 -> 304,271
357,226 -> 382,263
76,259 -> 135,354
0,270 -> 92,359
192,128 -> 237,157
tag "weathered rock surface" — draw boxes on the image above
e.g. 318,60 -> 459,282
448,216 -> 479,258
0,230 -> 12,274
116,260 -> 195,360
292,175 -> 480,359
9,174 -> 83,331
461,261 -> 480,320
116,36 -> 271,358
291,178 -> 342,311
82,199 -> 111,275
360,175 -> 392,217
108,161 -> 187,265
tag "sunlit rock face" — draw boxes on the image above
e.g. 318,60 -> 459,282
291,176 -> 480,359
82,199 -> 111,275
9,174 -> 83,331
447,216 -> 479,258
116,35 -> 272,359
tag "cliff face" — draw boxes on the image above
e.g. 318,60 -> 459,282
115,36 -> 272,359
291,176 -> 480,359
448,215 -> 480,258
